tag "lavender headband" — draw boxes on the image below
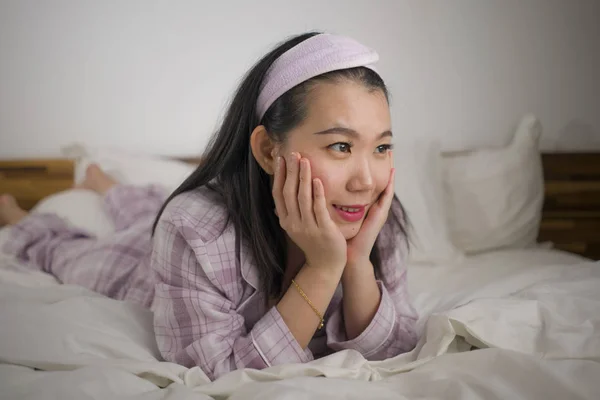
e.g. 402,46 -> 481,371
256,33 -> 380,121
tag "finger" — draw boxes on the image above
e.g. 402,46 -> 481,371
298,158 -> 316,225
380,168 -> 395,206
371,168 -> 395,215
283,152 -> 301,219
313,178 -> 332,228
365,168 -> 395,225
271,156 -> 288,218
379,168 -> 396,219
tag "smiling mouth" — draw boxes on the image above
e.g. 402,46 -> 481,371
332,204 -> 368,222
333,205 -> 364,213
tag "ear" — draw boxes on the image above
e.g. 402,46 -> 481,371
250,125 -> 279,175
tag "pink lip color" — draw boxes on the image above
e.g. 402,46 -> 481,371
333,204 -> 366,222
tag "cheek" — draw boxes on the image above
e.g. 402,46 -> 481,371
306,159 -> 345,200
374,164 -> 391,194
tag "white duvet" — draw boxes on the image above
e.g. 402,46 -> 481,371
1,248 -> 599,400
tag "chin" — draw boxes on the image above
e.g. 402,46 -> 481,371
339,223 -> 362,240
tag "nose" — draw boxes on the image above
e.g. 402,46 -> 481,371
346,157 -> 375,192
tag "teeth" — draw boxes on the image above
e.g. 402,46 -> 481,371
338,206 -> 360,212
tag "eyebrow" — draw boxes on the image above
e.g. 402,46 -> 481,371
313,127 -> 393,140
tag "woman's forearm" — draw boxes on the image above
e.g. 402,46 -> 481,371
277,263 -> 343,348
341,261 -> 381,340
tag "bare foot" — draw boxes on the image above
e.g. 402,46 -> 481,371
0,194 -> 28,226
75,164 -> 118,195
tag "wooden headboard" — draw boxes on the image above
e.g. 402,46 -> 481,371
2,154 -> 600,260
0,159 -> 74,211
538,154 -> 600,259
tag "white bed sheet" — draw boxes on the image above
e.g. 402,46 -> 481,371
407,247 -> 587,333
0,248 -> 599,400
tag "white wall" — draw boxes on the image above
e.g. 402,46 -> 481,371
0,0 -> 598,158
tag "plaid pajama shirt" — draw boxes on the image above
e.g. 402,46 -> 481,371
152,187 -> 418,380
4,184 -> 418,380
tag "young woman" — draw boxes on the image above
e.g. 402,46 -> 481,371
151,32 -> 418,380
0,31 -> 417,381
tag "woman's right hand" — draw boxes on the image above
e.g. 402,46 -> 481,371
272,152 -> 347,272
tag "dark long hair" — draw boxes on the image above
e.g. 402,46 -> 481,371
153,32 -> 408,299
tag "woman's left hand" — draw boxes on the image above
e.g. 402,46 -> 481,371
346,168 -> 395,268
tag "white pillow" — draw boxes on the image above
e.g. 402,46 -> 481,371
31,189 -> 116,238
62,144 -> 196,193
394,138 -> 464,264
442,114 -> 544,254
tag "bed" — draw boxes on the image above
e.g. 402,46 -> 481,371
2,153 -> 599,260
1,130 -> 600,399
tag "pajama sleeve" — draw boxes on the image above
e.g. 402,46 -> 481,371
151,210 -> 313,381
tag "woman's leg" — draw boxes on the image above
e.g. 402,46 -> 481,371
1,197 -> 100,284
0,170 -> 160,306
1,196 -> 152,305
0,194 -> 28,226
75,163 -> 119,196
78,164 -> 167,231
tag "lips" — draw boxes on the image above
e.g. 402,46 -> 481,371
333,204 -> 367,223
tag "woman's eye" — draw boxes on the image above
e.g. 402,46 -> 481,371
329,142 -> 351,153
376,144 -> 393,154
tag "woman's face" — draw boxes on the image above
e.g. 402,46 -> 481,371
280,80 -> 393,240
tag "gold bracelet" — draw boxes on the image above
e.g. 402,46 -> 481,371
291,279 -> 324,330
